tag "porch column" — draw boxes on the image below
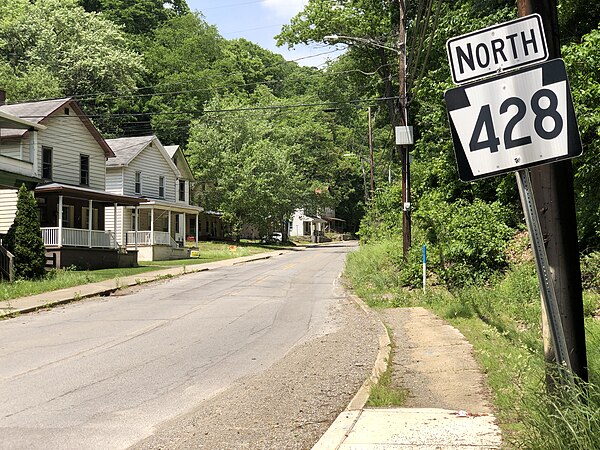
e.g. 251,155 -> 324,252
88,199 -> 93,248
150,207 -> 154,245
195,213 -> 199,246
58,195 -> 63,247
113,203 -> 118,249
168,210 -> 171,238
183,213 -> 187,246
134,206 -> 138,251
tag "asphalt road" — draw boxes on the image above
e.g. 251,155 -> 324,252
0,242 -> 360,449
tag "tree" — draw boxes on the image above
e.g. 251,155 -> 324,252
3,185 -> 47,280
186,86 -> 359,236
143,12 -> 224,144
0,0 -> 144,101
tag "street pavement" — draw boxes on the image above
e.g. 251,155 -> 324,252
0,245 -> 502,449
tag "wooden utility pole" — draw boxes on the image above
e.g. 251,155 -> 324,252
367,106 -> 375,197
517,0 -> 588,382
398,0 -> 411,259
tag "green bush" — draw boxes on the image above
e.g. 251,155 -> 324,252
415,196 -> 512,288
3,184 -> 46,280
357,183 -> 404,243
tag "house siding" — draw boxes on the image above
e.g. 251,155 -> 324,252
0,189 -> 17,234
0,141 -> 27,161
123,144 -> 177,201
32,114 -> 106,190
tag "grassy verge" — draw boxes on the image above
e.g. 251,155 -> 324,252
0,241 -> 281,302
346,240 -> 600,448
367,325 -> 408,407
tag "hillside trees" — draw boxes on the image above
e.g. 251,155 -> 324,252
0,0 -> 144,101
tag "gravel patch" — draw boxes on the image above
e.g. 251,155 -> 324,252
131,296 -> 380,450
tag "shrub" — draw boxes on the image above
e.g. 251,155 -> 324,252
414,196 -> 512,288
3,184 -> 46,279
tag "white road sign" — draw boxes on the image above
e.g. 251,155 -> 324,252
447,14 -> 548,85
444,59 -> 581,182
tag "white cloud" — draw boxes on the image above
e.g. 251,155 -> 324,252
261,0 -> 308,18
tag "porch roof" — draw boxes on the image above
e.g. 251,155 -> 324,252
35,182 -> 143,206
134,199 -> 204,214
302,216 -> 328,224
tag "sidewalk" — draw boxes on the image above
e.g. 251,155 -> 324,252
0,251 -> 286,318
313,306 -> 502,449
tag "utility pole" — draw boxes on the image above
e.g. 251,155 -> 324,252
398,0 -> 411,259
516,0 -> 588,382
367,106 -> 375,198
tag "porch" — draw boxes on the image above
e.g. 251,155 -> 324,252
34,182 -> 143,269
119,200 -> 203,261
41,227 -> 117,249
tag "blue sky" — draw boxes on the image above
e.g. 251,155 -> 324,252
185,0 -> 341,67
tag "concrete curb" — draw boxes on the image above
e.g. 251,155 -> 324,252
311,293 -> 391,450
0,250 -> 287,319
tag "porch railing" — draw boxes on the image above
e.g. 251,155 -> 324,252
41,227 -> 117,249
0,245 -> 14,282
125,230 -> 176,247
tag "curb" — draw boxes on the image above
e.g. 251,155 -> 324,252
311,293 -> 391,450
0,250 -> 287,319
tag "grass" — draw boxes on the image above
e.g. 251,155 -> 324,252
367,325 -> 408,407
345,240 -> 600,448
0,241 -> 282,302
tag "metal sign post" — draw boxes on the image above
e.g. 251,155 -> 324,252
516,169 -> 573,382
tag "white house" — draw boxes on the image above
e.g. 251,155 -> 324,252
0,97 -> 141,269
289,207 -> 344,240
104,136 -> 203,261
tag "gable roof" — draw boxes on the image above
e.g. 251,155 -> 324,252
0,97 -> 114,158
164,144 -> 195,181
105,135 -> 180,176
104,135 -> 155,167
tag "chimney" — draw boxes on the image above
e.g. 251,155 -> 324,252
0,90 -> 5,106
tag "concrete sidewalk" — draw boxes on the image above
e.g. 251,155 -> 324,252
313,306 -> 502,450
0,251 -> 286,318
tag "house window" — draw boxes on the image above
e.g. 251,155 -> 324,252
42,146 -> 52,180
80,154 -> 90,186
158,176 -> 165,198
135,171 -> 142,195
61,205 -> 74,228
82,207 -> 99,229
178,180 -> 185,202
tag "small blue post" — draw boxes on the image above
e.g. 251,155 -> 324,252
422,245 -> 427,293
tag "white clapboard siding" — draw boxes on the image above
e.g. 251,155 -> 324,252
0,189 -> 17,234
28,114 -> 107,190
123,144 -> 177,201
0,142 -> 28,161
105,168 -> 125,195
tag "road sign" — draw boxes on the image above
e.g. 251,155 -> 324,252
444,59 -> 581,182
447,14 -> 548,85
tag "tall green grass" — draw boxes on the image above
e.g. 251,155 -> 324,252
345,240 -> 600,448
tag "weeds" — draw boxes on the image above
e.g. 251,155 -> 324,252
367,325 -> 408,407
